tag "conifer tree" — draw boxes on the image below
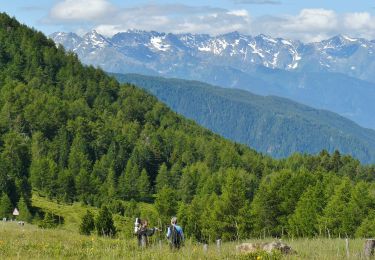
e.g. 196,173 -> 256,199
288,182 -> 325,237
330,150 -> 343,172
0,193 -> 13,219
169,163 -> 182,188
179,165 -> 199,203
123,162 -> 140,199
344,182 -> 373,235
79,210 -> 95,235
39,212 -> 57,229
55,126 -> 70,170
56,170 -> 76,203
17,196 -> 32,222
155,163 -> 169,193
75,169 -> 93,202
155,187 -> 177,224
95,206 -> 116,237
319,178 -> 352,237
125,199 -> 140,218
68,134 -> 91,176
251,174 -> 285,237
103,168 -> 116,199
137,169 -> 150,200
211,168 -> 248,241
30,158 -> 52,193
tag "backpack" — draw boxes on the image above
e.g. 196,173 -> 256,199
170,225 -> 182,248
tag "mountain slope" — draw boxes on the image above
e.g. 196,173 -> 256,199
51,30 -> 375,129
115,73 -> 375,163
0,12 -> 262,209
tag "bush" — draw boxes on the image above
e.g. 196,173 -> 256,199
38,212 -> 58,229
95,206 -> 116,237
356,211 -> 375,238
79,210 -> 95,235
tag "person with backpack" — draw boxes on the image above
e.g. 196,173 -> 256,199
166,217 -> 184,249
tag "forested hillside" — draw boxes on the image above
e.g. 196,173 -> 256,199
0,13 -> 374,241
114,73 -> 375,163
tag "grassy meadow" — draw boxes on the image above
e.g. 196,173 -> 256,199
0,195 -> 371,259
0,221 -> 372,259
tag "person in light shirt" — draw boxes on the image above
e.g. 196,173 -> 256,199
166,217 -> 184,249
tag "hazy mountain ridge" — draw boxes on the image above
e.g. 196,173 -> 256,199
115,73 -> 375,163
51,30 -> 375,81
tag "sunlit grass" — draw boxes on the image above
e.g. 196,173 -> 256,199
5,195 -> 365,259
31,193 -> 99,232
0,221 -> 370,259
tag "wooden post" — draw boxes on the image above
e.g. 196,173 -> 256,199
364,239 -> 375,257
216,239 -> 222,251
203,244 -> 208,253
345,238 -> 349,258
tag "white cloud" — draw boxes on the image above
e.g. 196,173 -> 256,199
227,9 -> 250,17
231,0 -> 281,4
91,4 -> 252,36
283,9 -> 338,32
47,2 -> 375,41
50,0 -> 115,21
252,9 -> 375,42
272,9 -> 338,42
343,12 -> 374,30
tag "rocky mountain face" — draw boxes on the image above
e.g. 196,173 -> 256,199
50,30 -> 375,129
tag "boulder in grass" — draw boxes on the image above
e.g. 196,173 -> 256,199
236,241 -> 295,255
236,243 -> 260,253
262,241 -> 295,255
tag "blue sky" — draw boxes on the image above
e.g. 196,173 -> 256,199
2,0 -> 375,42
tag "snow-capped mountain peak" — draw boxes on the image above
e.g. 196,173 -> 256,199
49,30 -> 375,82
82,30 -> 111,48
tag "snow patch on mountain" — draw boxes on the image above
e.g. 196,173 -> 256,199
49,30 -> 375,84
342,35 -> 358,42
150,36 -> 170,51
249,42 -> 265,58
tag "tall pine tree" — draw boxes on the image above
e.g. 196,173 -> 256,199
0,193 -> 13,219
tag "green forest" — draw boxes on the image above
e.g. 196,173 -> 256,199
0,13 -> 374,242
114,73 -> 375,163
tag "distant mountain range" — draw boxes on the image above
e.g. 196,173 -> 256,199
51,30 -> 375,129
114,73 -> 375,163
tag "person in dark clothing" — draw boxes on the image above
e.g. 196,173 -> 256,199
135,219 -> 158,247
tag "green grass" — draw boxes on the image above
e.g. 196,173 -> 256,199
0,195 -> 366,259
0,221 -> 372,259
31,194 -> 158,238
0,222 -> 236,259
31,194 -> 99,232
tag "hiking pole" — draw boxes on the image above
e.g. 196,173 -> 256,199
157,218 -> 162,250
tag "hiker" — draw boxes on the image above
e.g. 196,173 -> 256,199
135,218 -> 158,247
166,217 -> 184,249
